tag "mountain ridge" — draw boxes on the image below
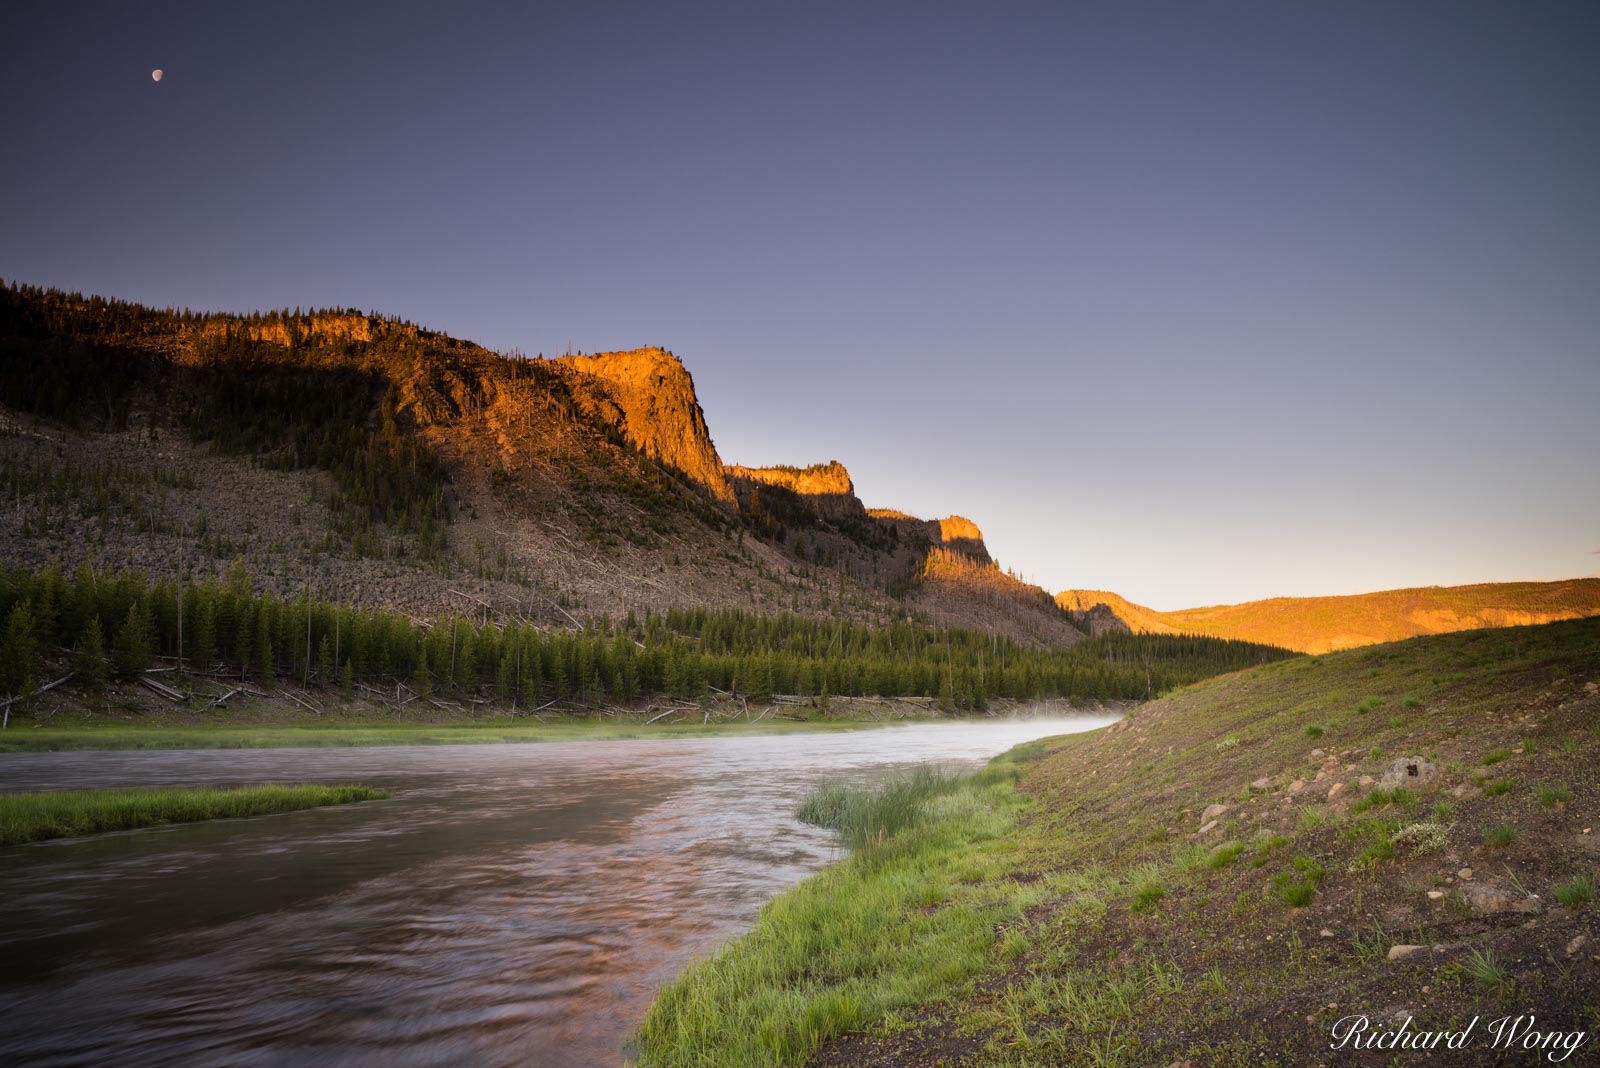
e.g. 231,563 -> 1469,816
1058,578 -> 1600,653
0,281 -> 1084,646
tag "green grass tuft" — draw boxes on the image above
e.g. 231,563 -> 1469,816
1130,879 -> 1168,912
1462,947 -> 1512,992
1351,787 -> 1415,813
1534,783 -> 1571,806
1483,824 -> 1519,848
1552,876 -> 1596,908
1207,842 -> 1246,869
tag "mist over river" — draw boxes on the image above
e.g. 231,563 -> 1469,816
0,717 -> 1112,1066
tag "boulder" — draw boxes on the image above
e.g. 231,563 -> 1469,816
1378,756 -> 1439,791
1201,803 -> 1230,823
1462,882 -> 1539,915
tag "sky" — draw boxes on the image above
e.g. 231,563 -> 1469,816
2,1 -> 1596,609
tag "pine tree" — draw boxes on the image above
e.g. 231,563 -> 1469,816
497,652 -> 515,702
74,615 -> 109,690
317,634 -> 335,684
192,596 -> 216,670
412,647 -> 433,697
112,601 -> 155,678
1,601 -> 39,704
254,607 -> 275,683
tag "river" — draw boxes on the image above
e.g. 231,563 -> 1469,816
0,716 -> 1113,1066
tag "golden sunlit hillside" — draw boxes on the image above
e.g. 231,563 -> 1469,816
1058,579 -> 1600,653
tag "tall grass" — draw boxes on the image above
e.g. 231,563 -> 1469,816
795,766 -> 965,849
0,784 -> 389,846
635,758 -> 1027,1066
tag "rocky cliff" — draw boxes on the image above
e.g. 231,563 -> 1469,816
725,460 -> 867,524
560,348 -> 734,504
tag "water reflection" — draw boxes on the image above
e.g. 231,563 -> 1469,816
0,716 -> 1113,1066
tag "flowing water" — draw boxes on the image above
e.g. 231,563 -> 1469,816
0,716 -> 1113,1067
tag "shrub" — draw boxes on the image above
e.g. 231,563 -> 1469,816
1392,821 -> 1450,856
1304,725 -> 1325,738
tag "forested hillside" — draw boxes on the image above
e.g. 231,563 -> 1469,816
0,562 -> 1291,714
0,282 -> 1081,646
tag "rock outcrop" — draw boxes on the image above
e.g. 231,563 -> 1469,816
560,348 -> 734,504
725,460 -> 866,523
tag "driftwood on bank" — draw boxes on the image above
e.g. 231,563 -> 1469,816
1,672 -> 75,728
139,674 -> 185,703
277,688 -> 322,715
203,687 -> 242,711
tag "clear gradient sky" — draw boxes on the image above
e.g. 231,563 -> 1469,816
2,2 -> 1596,609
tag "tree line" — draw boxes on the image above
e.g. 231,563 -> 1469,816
0,562 -> 1294,713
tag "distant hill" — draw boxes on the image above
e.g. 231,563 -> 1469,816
0,281 -> 1083,646
1057,578 -> 1600,653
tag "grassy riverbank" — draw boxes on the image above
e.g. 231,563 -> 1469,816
635,753 -> 1044,1067
635,618 -> 1600,1066
0,783 -> 390,846
0,716 -> 898,752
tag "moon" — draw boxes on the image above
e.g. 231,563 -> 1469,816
152,69 -> 163,83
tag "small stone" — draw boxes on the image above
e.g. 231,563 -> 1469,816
1320,928 -> 1335,938
1427,890 -> 1445,900
1388,944 -> 1424,960
1458,868 -> 1474,880
1451,784 -> 1481,800
1566,934 -> 1589,957
1327,782 -> 1345,800
1287,778 -> 1308,796
1201,803 -> 1230,823
1359,775 -> 1376,787
1584,681 -> 1597,693
1198,819 -> 1219,835
1311,748 -> 1326,759
1314,769 -> 1328,782
1251,777 -> 1271,790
